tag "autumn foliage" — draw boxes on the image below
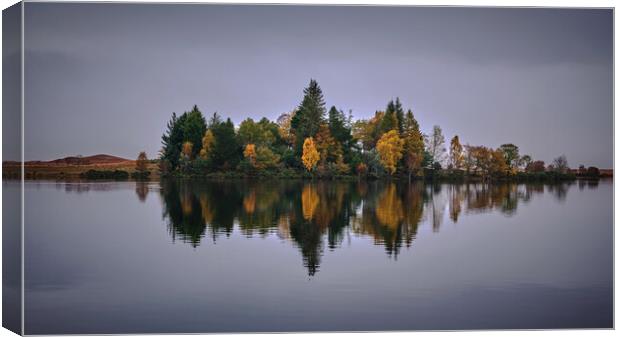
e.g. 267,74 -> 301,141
156,79 -> 574,181
376,130 -> 404,175
302,137 -> 320,172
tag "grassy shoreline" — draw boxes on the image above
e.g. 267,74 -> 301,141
5,163 -> 609,183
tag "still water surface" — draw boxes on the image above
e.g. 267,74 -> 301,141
23,179 -> 612,333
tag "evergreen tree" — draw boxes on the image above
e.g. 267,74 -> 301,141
402,110 -> 425,181
210,118 -> 241,169
328,106 -> 354,160
161,112 -> 181,171
291,79 -> 326,155
160,106 -> 207,171
394,98 -> 405,134
182,105 -> 207,159
380,99 -> 399,134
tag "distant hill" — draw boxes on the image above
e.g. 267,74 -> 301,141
16,154 -> 133,166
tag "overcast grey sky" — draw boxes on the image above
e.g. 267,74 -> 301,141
23,4 -> 612,167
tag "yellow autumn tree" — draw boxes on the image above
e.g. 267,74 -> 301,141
302,137 -> 320,171
243,143 -> 257,166
199,129 -> 215,159
449,135 -> 464,169
376,130 -> 404,175
135,151 -> 148,172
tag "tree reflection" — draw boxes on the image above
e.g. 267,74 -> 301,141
135,181 -> 149,202
158,179 -> 572,275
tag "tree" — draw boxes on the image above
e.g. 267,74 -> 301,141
182,105 -> 207,158
210,118 -> 241,169
425,125 -> 446,169
208,112 -> 222,128
586,166 -> 600,177
352,119 -> 374,151
356,162 -> 367,179
352,111 -> 385,151
394,98 -> 405,134
302,137 -> 320,171
291,79 -> 326,155
519,154 -> 532,171
160,112 -> 182,171
277,111 -> 296,148
449,135 -> 464,170
499,144 -> 520,170
526,160 -> 546,173
402,110 -> 425,182
328,106 -> 353,158
376,130 -> 404,175
463,145 -> 475,174
314,123 -> 341,167
136,151 -> 148,172
467,145 -> 492,177
490,148 -> 509,176
179,141 -> 193,172
160,106 -> 207,171
181,141 -> 193,160
238,117 -> 278,147
552,155 -> 569,173
254,146 -> 280,170
243,144 -> 257,166
199,129 -> 215,160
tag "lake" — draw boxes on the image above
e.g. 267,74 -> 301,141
18,179 -> 612,333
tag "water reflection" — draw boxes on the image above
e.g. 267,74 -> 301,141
157,180 -> 574,276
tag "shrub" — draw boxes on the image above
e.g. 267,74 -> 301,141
586,166 -> 600,178
81,170 -> 129,180
131,171 -> 151,180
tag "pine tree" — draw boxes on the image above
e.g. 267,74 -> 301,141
380,99 -> 399,134
182,105 -> 207,159
210,118 -> 241,169
291,79 -> 326,156
328,106 -> 353,161
394,97 -> 405,134
402,110 -> 425,182
161,112 -> 183,171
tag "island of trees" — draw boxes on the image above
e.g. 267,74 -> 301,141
155,79 -> 582,181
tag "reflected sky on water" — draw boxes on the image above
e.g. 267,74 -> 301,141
22,179 -> 612,334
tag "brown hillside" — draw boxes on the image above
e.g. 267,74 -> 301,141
37,154 -> 131,165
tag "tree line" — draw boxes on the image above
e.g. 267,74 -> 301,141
158,79 -> 576,181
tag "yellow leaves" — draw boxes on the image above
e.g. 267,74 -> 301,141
301,185 -> 319,220
199,129 -> 215,159
244,143 -> 280,169
243,143 -> 257,166
450,135 -> 464,169
466,145 -> 509,176
376,130 -> 404,175
375,183 -> 404,229
315,124 -> 339,164
302,137 -> 320,172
